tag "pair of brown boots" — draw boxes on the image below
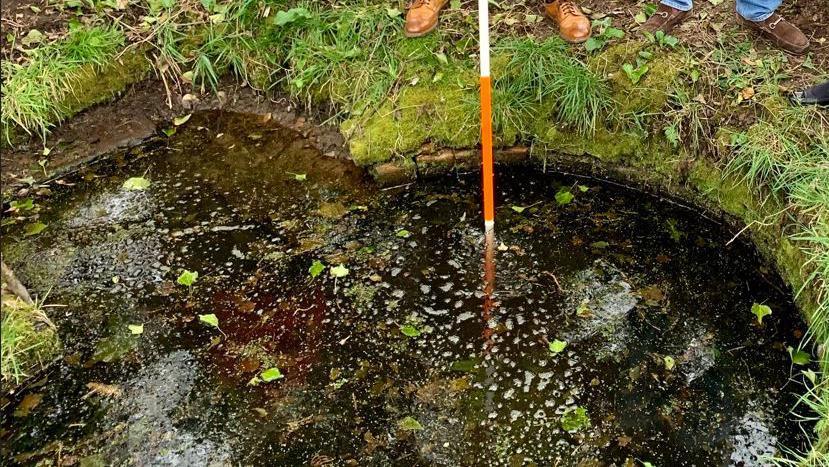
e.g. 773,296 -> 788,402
643,4 -> 809,55
405,0 -> 591,43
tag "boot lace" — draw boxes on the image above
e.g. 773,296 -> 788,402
559,1 -> 579,16
408,0 -> 434,8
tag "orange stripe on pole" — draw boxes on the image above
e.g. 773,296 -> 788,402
480,75 -> 495,227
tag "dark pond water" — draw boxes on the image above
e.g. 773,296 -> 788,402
1,112 -> 814,466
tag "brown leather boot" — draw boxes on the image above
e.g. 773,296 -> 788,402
642,4 -> 691,34
404,0 -> 449,38
544,1 -> 591,44
741,13 -> 809,56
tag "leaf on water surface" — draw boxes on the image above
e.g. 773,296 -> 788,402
309,260 -> 325,278
122,177 -> 151,191
173,114 -> 192,126
9,198 -> 34,211
199,313 -> 219,328
560,406 -> 590,431
788,346 -> 810,366
578,185 -> 590,192
23,222 -> 47,237
750,303 -> 772,325
330,264 -> 349,278
511,205 -> 526,213
398,416 -> 423,431
548,339 -> 567,354
663,355 -> 675,371
162,127 -> 176,137
450,359 -> 478,373
396,229 -> 411,238
177,270 -> 198,286
555,188 -> 574,206
128,324 -> 144,335
293,173 -> 307,181
260,367 -> 284,382
84,382 -> 122,399
590,241 -> 609,249
400,324 -> 421,337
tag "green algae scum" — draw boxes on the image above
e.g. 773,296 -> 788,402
1,112 -> 817,465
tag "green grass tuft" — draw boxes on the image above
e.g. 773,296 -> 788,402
1,25 -> 124,141
1,294 -> 59,387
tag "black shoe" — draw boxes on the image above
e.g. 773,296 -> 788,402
791,80 -> 829,106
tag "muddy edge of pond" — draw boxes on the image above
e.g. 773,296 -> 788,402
0,80 -> 349,193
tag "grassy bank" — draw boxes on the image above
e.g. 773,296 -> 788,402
0,294 -> 59,390
1,0 -> 827,462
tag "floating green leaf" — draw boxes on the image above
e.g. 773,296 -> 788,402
122,177 -> 151,191
309,260 -> 325,278
293,173 -> 307,181
9,199 -> 34,211
400,324 -> 421,337
177,270 -> 198,286
663,355 -> 675,371
555,188 -> 574,206
199,313 -> 219,328
330,264 -> 349,278
578,185 -> 590,193
788,346 -> 810,366
128,324 -> 144,335
162,127 -> 176,137
560,406 -> 590,431
590,241 -> 609,249
23,222 -> 46,237
396,229 -> 411,238
260,367 -> 284,382
750,303 -> 772,325
398,416 -> 423,431
173,114 -> 192,126
511,205 -> 526,213
548,339 -> 567,354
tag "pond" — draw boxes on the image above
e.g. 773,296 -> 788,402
1,112 -> 813,466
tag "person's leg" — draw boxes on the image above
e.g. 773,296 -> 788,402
735,0 -> 781,21
661,0 -> 693,12
544,1 -> 591,44
736,0 -> 809,55
404,0 -> 449,38
642,0 -> 693,34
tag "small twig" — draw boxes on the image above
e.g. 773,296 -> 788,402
541,271 -> 564,293
726,206 -> 790,246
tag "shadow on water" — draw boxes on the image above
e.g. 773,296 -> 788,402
0,112 -> 816,466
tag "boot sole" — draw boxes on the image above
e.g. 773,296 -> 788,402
404,21 -> 439,38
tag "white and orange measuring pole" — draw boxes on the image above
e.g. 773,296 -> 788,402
478,0 -> 496,235
479,0 -> 496,346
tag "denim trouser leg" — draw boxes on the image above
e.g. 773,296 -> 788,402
660,0 -> 693,11
736,0 -> 782,21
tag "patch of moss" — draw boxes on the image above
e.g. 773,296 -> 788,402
344,74 -> 479,166
61,48 -> 151,120
591,42 -> 683,115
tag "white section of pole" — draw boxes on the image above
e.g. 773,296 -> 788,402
477,0 -> 490,77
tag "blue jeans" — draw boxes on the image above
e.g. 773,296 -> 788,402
660,0 -> 782,21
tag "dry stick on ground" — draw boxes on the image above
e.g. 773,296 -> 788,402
1,260 -> 33,304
